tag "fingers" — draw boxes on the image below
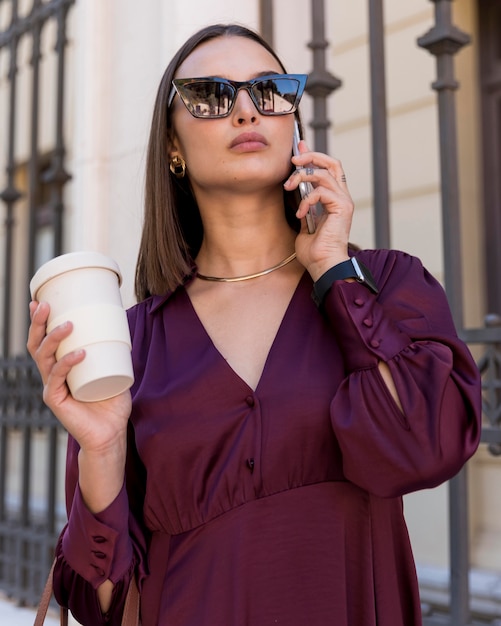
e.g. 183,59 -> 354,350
284,165 -> 353,227
42,347 -> 85,406
27,301 -> 50,359
290,144 -> 348,188
287,148 -> 354,274
285,145 -> 351,220
287,166 -> 344,196
27,301 -> 80,387
287,161 -> 348,193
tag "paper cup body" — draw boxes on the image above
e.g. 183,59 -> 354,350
30,252 -> 134,402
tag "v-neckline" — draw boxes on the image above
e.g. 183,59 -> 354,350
183,271 -> 308,392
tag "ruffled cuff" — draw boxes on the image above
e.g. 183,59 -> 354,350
62,482 -> 133,589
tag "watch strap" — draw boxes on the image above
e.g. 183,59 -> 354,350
311,257 -> 378,307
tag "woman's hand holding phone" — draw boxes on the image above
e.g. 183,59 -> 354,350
292,120 -> 319,234
286,126 -> 355,281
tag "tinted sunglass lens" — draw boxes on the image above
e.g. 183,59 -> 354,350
252,78 -> 300,114
180,81 -> 235,117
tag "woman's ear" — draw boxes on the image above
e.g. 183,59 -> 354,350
168,130 -> 187,178
167,127 -> 180,160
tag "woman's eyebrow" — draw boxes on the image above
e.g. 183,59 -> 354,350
255,70 -> 282,77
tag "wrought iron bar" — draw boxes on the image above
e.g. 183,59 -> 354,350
306,0 -> 342,153
418,2 -> 472,624
417,0 -> 470,329
18,0 -> 44,589
368,0 -> 391,249
449,471 -> 471,625
259,0 -> 274,47
41,1 -> 72,261
27,3 -> 43,287
0,0 -> 22,358
47,427 -> 58,533
21,426 -> 32,526
0,424 -> 5,525
0,3 -> 22,551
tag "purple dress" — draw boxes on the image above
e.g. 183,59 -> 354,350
53,249 -> 481,625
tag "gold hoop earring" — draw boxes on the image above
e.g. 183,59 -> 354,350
169,155 -> 186,178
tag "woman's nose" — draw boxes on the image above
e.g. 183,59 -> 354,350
232,88 -> 258,124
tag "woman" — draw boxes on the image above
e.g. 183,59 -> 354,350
28,23 -> 481,626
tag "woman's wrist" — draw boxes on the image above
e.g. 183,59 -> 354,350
311,257 -> 379,307
307,256 -> 351,283
78,442 -> 127,514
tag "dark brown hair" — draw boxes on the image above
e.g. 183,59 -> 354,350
134,23 -> 304,301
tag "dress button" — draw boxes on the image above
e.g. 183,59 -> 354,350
363,318 -> 373,327
92,551 -> 106,559
92,535 -> 106,544
370,339 -> 380,348
246,395 -> 255,407
247,458 -> 255,473
354,298 -> 364,307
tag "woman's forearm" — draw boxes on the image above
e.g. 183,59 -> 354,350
77,439 -> 127,514
78,442 -> 127,613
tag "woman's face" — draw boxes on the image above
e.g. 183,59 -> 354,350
169,36 -> 296,198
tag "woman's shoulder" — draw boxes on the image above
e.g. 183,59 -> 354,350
352,248 -> 438,299
354,248 -> 425,279
354,247 -> 420,266
126,287 -> 182,334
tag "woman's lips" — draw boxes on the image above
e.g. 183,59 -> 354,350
230,132 -> 268,151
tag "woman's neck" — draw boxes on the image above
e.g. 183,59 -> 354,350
194,192 -> 297,278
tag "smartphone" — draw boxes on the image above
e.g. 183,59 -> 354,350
293,120 -> 317,234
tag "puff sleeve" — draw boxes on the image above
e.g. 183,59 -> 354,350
325,250 -> 481,497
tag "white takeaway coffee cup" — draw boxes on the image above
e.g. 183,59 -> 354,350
30,251 -> 134,402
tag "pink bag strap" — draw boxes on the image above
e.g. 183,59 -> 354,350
34,558 -> 140,626
121,573 -> 140,625
34,559 -> 63,626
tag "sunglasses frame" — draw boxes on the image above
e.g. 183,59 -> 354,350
168,73 -> 308,119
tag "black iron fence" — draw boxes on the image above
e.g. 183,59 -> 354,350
0,0 -> 74,608
0,356 -> 65,607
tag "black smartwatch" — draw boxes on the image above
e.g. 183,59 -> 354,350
311,257 -> 379,307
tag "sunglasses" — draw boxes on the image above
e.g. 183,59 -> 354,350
168,73 -> 307,119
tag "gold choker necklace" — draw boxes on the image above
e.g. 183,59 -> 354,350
196,252 -> 297,283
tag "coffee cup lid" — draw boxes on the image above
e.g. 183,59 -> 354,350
30,251 -> 123,300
